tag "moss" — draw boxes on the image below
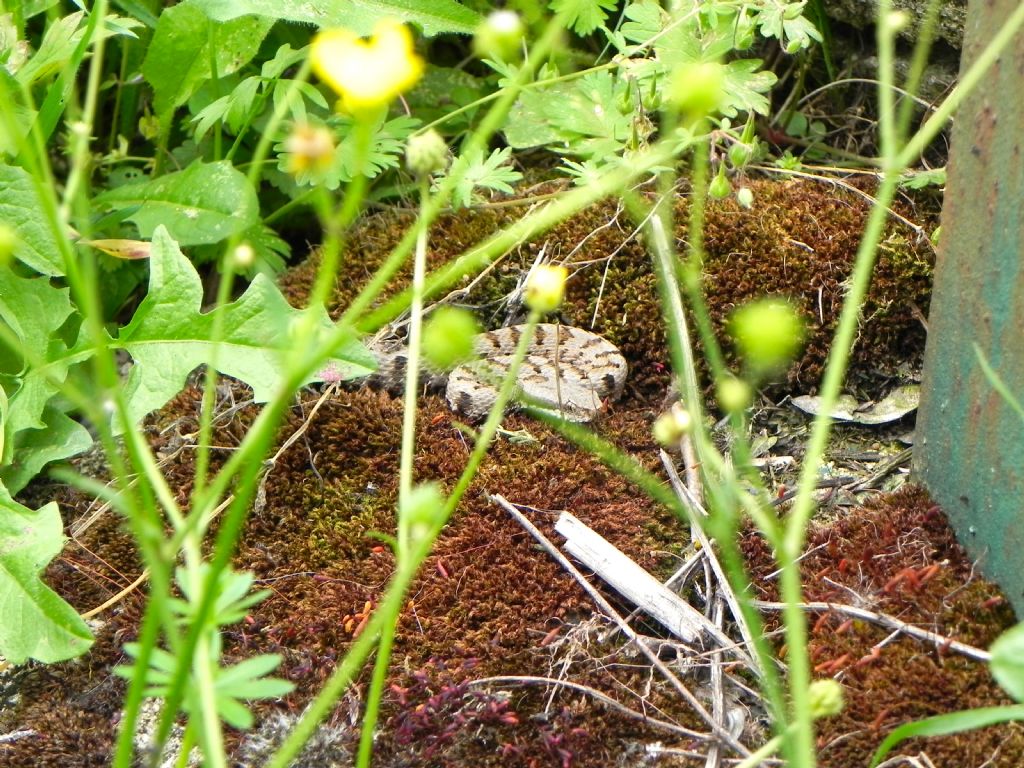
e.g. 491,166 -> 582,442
291,178 -> 934,407
742,486 -> 1024,767
6,177 -> 951,767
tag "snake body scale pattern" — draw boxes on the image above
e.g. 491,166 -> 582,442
371,324 -> 628,422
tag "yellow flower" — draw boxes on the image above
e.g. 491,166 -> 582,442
311,20 -> 424,116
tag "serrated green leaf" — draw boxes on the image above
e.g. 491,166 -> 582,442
552,0 -> 618,35
92,161 -> 259,246
143,2 -> 272,116
504,85 -> 577,149
0,483 -> 93,663
116,228 -> 375,428
192,0 -> 482,36
620,0 -> 663,46
225,76 -> 261,133
446,147 -> 523,209
0,407 -> 93,494
261,44 -> 307,80
546,71 -> 631,140
0,164 -> 65,275
278,115 -> 420,190
720,59 -> 776,117
0,268 -> 83,468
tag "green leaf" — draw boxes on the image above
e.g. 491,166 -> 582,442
0,268 -> 82,469
276,115 -> 420,190
620,1 -> 664,47
445,147 -> 523,209
504,72 -> 633,157
16,12 -> 142,86
405,67 -> 484,130
143,2 -> 273,117
92,161 -> 259,246
0,164 -> 64,275
899,167 -> 947,190
551,0 -> 618,35
0,407 -> 93,494
192,0 -> 482,36
869,705 -> 1024,767
720,59 -> 776,117
116,228 -> 375,427
0,482 -> 93,663
991,622 -> 1024,701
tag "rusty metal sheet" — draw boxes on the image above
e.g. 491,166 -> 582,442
915,0 -> 1024,614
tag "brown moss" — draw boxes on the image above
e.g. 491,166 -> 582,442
742,485 -> 1024,767
284,178 -> 934,409
7,177 -> 950,767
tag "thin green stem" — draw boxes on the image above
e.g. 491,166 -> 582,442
268,311 -> 543,768
355,178 -> 431,768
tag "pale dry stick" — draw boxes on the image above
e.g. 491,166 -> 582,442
0,730 -> 38,745
748,164 -> 927,240
648,744 -> 784,766
81,569 -> 150,620
80,385 -> 341,619
752,600 -> 990,662
612,548 -> 706,638
491,493 -> 753,758
661,451 -> 766,683
706,594 -> 726,768
468,675 -> 711,742
875,755 -> 938,768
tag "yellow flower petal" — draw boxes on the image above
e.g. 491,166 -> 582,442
311,20 -> 424,116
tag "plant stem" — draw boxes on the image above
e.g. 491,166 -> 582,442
355,178 -> 431,768
267,311 -> 543,768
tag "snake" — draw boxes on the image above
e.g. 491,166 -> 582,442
370,324 -> 628,422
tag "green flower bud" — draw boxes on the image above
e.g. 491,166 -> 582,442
232,243 -> 255,269
728,142 -> 753,168
717,376 -> 751,413
883,10 -> 910,33
653,403 -> 693,446
472,10 -> 524,61
709,167 -> 732,200
668,61 -> 726,120
783,2 -> 807,21
734,13 -> 755,50
729,298 -> 805,374
422,307 -> 480,370
406,129 -> 449,176
525,265 -> 568,313
808,679 -> 845,719
401,482 -> 446,543
736,187 -> 754,209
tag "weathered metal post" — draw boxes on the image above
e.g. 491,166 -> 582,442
915,0 -> 1024,613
